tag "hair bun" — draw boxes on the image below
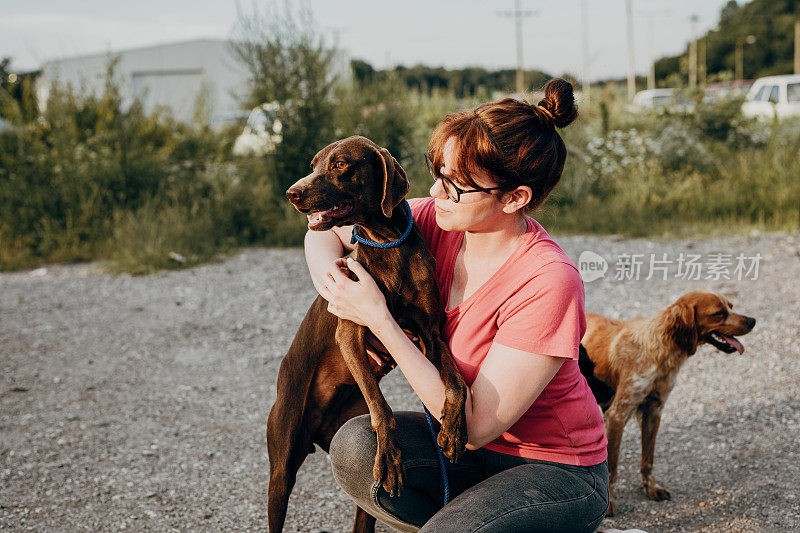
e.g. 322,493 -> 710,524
537,78 -> 578,128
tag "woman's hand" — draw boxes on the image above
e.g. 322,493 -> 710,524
320,258 -> 389,330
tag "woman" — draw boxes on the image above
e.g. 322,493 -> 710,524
305,78 -> 609,532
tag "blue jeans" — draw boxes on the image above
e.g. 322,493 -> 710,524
330,412 -> 609,533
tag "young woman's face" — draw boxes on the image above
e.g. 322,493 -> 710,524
430,137 -> 509,233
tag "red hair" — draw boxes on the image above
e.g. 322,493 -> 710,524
428,78 -> 578,212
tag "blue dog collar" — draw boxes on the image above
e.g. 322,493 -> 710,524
350,200 -> 414,248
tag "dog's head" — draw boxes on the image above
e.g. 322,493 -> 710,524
285,136 -> 409,231
666,291 -> 756,356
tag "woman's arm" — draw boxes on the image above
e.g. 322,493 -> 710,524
369,306 -> 563,449
326,259 -> 565,450
304,225 -> 354,295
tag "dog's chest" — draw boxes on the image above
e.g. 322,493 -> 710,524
630,365 -> 681,403
359,247 -> 438,309
628,367 -> 658,395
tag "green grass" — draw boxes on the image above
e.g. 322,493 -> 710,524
1,79 -> 798,275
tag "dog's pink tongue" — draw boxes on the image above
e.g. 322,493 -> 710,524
307,211 -> 328,228
722,334 -> 745,354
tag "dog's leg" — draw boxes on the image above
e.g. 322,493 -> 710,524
266,299 -> 335,532
352,506 -> 377,533
266,394 -> 313,532
335,321 -> 405,495
428,334 -> 468,461
639,398 -> 671,501
603,394 -> 639,517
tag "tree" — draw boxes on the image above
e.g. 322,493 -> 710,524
348,60 -> 552,98
654,0 -> 800,83
0,57 -> 39,124
230,0 -> 339,191
720,1 -> 740,24
351,59 -> 375,85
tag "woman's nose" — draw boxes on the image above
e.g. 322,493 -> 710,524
430,178 -> 446,199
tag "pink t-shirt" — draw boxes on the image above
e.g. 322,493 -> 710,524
409,197 -> 607,466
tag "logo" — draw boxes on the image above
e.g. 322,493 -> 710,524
578,251 -> 608,282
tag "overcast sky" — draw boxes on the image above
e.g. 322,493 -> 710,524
1,0 -> 733,81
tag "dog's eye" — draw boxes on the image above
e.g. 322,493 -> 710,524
713,310 -> 726,317
334,161 -> 347,170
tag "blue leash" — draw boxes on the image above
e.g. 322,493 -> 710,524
423,406 -> 451,505
351,200 -> 414,248
350,200 -> 451,505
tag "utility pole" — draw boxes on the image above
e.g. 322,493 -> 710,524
498,1 -> 537,94
734,42 -> 742,82
689,14 -> 699,87
642,9 -> 656,90
626,0 -> 636,102
638,8 -> 671,91
699,37 -> 707,86
795,19 -> 800,74
581,0 -> 591,104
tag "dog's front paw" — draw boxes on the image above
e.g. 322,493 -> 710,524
643,481 -> 671,501
437,399 -> 467,461
373,443 -> 405,497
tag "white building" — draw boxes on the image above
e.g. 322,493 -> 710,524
35,39 -> 252,125
35,38 -> 352,126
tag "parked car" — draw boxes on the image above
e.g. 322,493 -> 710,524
232,102 -> 283,156
703,80 -> 753,103
741,75 -> 800,119
629,88 -> 693,113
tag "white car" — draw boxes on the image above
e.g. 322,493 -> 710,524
741,75 -> 800,119
703,80 -> 753,103
629,89 -> 693,113
232,102 -> 283,156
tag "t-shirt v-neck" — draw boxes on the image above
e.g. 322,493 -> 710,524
443,219 -> 535,315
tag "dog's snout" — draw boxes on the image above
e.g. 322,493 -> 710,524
286,187 -> 303,203
745,316 -> 756,330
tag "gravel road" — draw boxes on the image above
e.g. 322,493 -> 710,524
2,231 -> 799,532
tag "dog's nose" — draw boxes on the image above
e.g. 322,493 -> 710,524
746,316 -> 756,330
286,187 -> 303,203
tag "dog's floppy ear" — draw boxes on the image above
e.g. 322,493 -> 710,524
666,301 -> 698,355
373,146 -> 410,218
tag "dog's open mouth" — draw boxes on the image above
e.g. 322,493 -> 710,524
706,331 -> 745,354
306,203 -> 353,230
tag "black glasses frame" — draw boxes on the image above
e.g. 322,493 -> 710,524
424,152 -> 504,203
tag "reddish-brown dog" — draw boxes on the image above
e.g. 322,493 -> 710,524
579,291 -> 756,516
268,136 -> 467,533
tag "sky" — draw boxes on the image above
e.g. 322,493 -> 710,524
1,0 -> 734,81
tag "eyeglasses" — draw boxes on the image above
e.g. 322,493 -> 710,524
424,152 -> 504,203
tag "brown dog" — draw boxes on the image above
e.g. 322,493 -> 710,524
267,136 -> 468,532
579,291 -> 756,516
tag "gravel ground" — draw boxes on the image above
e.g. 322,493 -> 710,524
1,231 -> 799,532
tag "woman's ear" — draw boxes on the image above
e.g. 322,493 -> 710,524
500,186 -> 533,214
